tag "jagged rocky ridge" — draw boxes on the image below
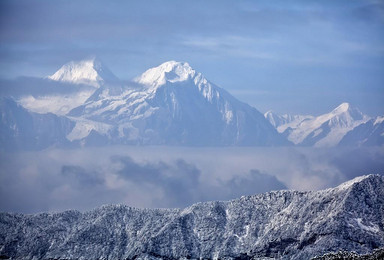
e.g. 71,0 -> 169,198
1,175 -> 383,260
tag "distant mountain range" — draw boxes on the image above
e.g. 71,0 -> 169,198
0,57 -> 383,150
1,174 -> 383,259
264,103 -> 383,147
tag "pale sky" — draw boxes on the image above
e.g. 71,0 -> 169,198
0,0 -> 383,115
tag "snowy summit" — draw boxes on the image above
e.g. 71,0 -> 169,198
48,57 -> 119,88
135,61 -> 197,88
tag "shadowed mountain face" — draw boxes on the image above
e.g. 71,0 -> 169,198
0,97 -> 74,151
339,117 -> 384,147
1,175 -> 383,260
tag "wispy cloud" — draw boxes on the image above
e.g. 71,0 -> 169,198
182,35 -> 277,60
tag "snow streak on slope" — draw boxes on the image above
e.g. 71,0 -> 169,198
0,175 -> 383,260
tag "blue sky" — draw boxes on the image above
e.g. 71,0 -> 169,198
0,0 -> 383,115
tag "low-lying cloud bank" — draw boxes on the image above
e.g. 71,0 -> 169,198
0,146 -> 383,213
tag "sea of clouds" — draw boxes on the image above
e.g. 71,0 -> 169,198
1,146 -> 383,213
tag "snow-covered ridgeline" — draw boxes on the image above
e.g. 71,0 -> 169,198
0,175 -> 383,260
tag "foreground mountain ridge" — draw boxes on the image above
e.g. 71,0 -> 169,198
1,174 -> 383,260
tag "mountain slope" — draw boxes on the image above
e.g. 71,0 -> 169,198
266,103 -> 371,147
67,61 -> 289,146
339,116 -> 384,146
0,97 -> 75,150
1,175 -> 383,260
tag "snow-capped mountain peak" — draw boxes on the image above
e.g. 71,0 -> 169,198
374,116 -> 384,125
48,57 -> 119,88
134,60 -> 198,88
317,102 -> 368,129
332,102 -> 350,114
328,102 -> 365,121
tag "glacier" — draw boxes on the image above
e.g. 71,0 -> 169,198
0,174 -> 383,259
